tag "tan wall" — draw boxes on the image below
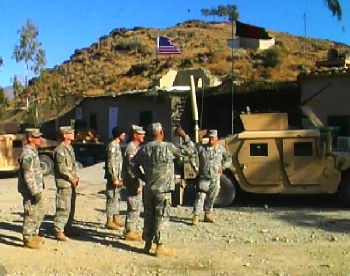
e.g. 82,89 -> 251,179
227,38 -> 241,49
159,69 -> 177,88
240,37 -> 275,50
59,95 -> 172,142
227,37 -> 275,50
173,69 -> 209,87
301,76 -> 350,125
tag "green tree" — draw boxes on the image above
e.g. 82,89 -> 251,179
12,19 -> 46,126
12,19 -> 46,94
326,0 -> 342,20
209,8 -> 218,21
217,5 -> 228,20
0,87 -> 9,117
227,4 -> 239,22
12,75 -> 24,99
200,8 -> 210,17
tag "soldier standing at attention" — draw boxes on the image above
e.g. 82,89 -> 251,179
123,125 -> 145,241
132,123 -> 194,257
53,126 -> 79,241
18,128 -> 45,249
104,126 -> 125,230
190,129 -> 232,226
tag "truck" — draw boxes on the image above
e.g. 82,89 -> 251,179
173,105 -> 350,208
0,124 -> 58,176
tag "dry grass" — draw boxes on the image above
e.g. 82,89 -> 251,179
6,20 -> 350,119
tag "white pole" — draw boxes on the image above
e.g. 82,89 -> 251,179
190,75 -> 199,143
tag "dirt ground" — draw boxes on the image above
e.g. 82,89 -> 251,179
1,163 -> 350,276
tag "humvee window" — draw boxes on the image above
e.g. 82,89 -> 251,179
12,140 -> 22,148
250,143 -> 268,157
293,142 -> 313,156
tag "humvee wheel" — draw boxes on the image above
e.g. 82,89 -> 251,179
339,173 -> 350,207
39,155 -> 54,176
214,174 -> 236,208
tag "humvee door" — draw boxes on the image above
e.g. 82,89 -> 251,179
238,138 -> 283,185
282,137 -> 335,185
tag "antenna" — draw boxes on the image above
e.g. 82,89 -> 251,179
230,2 -> 235,134
303,13 -> 307,66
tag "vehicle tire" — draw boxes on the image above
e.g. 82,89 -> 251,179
214,174 -> 236,208
76,161 -> 83,170
339,172 -> 350,207
39,155 -> 54,176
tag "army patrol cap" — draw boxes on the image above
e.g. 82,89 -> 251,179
148,122 -> 163,134
59,126 -> 75,134
208,129 -> 218,137
25,128 -> 42,138
131,125 -> 145,135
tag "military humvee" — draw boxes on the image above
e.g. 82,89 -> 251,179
175,106 -> 350,208
0,132 -> 58,176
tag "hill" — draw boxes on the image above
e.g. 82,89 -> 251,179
26,20 -> 350,96
3,20 -> 350,124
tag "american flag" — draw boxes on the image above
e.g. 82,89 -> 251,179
156,36 -> 181,55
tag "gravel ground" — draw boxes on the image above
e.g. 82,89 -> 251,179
1,163 -> 350,275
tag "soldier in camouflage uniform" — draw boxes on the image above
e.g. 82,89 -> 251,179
53,126 -> 79,241
123,125 -> 145,241
18,128 -> 45,249
190,129 -> 232,226
104,126 -> 125,230
132,123 -> 194,257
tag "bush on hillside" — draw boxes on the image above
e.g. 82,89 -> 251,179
263,46 -> 282,68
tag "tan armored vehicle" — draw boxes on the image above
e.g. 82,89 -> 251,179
0,124 -> 58,176
176,106 -> 350,208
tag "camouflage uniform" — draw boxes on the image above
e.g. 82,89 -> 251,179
17,130 -> 45,243
53,132 -> 78,234
131,123 -> 194,246
123,139 -> 144,232
190,130 -> 232,216
104,140 -> 123,219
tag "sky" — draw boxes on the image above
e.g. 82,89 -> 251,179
0,0 -> 349,87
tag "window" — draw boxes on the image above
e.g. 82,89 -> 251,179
12,140 -> 22,148
90,113 -> 97,131
250,143 -> 268,156
294,142 -> 313,156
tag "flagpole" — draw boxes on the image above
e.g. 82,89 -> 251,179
231,17 -> 235,135
154,35 -> 159,89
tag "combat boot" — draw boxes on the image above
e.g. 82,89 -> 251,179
204,213 -> 215,223
32,235 -> 45,244
192,215 -> 199,226
105,217 -> 119,230
55,231 -> 69,242
23,239 -> 42,249
113,215 -> 125,227
124,230 -> 142,242
143,241 -> 157,254
155,244 -> 175,257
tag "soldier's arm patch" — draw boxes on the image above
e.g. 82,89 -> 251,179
56,153 -> 65,163
22,156 -> 33,170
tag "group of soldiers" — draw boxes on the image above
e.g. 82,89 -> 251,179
17,122 -> 232,257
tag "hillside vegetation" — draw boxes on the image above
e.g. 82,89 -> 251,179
26,20 -> 350,96
3,20 -> 350,124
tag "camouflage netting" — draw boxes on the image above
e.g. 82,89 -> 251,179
1,95 -> 83,124
298,66 -> 350,80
